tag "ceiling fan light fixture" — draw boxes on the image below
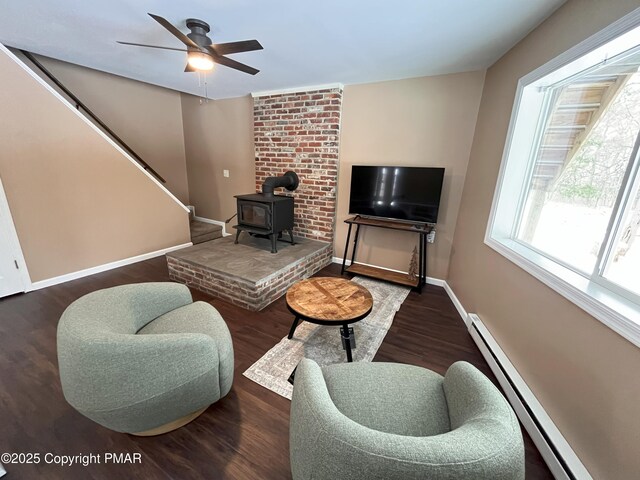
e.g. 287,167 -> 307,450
187,51 -> 214,71
118,14 -> 261,75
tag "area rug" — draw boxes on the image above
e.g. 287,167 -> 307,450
243,276 -> 411,399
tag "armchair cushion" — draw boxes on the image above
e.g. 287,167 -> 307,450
321,362 -> 450,436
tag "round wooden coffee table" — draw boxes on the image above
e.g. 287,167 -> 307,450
285,277 -> 373,362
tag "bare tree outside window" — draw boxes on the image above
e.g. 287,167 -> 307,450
517,70 -> 640,288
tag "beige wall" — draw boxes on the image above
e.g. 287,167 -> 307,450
335,73 -> 485,279
448,1 -> 640,478
181,94 -> 255,221
0,48 -> 190,282
34,55 -> 190,204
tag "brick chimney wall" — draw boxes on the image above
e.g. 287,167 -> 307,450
253,87 -> 343,243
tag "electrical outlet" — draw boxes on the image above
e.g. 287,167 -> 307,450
223,169 -> 230,178
427,231 -> 436,243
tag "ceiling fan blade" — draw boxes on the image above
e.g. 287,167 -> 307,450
206,47 -> 260,75
116,41 -> 189,53
211,40 -> 263,55
148,13 -> 200,49
184,63 -> 196,73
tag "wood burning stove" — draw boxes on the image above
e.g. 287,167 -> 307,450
233,171 -> 299,253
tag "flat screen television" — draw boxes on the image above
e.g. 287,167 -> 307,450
348,166 -> 445,224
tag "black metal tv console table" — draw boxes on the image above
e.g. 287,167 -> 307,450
341,215 -> 434,293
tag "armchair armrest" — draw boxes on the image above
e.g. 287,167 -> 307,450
59,282 -> 193,334
290,359 -> 524,480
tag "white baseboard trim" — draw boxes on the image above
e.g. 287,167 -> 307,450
193,215 -> 232,236
331,256 -> 445,287
29,242 -> 193,291
442,282 -> 592,480
442,281 -> 471,328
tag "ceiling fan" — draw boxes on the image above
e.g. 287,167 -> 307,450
117,13 -> 263,75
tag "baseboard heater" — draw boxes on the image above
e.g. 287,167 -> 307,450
466,314 -> 592,480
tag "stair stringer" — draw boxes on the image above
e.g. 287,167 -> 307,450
0,44 -> 191,283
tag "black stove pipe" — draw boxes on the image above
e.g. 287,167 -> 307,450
262,171 -> 300,196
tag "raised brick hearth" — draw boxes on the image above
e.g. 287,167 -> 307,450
167,236 -> 332,311
167,86 -> 344,311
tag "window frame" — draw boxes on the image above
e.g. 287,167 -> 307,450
486,8 -> 640,348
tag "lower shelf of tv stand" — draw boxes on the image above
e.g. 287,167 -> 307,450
346,263 -> 419,288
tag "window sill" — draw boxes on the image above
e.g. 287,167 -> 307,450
485,236 -> 640,348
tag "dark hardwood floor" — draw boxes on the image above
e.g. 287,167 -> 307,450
0,257 -> 553,479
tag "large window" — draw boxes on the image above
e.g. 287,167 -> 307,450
487,14 -> 640,346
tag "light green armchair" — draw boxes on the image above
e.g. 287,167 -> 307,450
290,359 -> 524,480
57,282 -> 233,435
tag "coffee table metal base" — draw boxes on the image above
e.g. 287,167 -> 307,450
340,324 -> 355,362
287,316 -> 300,340
287,317 -> 356,363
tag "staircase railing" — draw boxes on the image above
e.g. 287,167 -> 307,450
19,50 -> 166,184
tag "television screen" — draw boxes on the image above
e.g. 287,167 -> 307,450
348,166 -> 444,224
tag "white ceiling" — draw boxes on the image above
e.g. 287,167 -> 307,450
0,0 -> 565,99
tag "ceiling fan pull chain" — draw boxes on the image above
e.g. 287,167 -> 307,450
197,72 -> 209,104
